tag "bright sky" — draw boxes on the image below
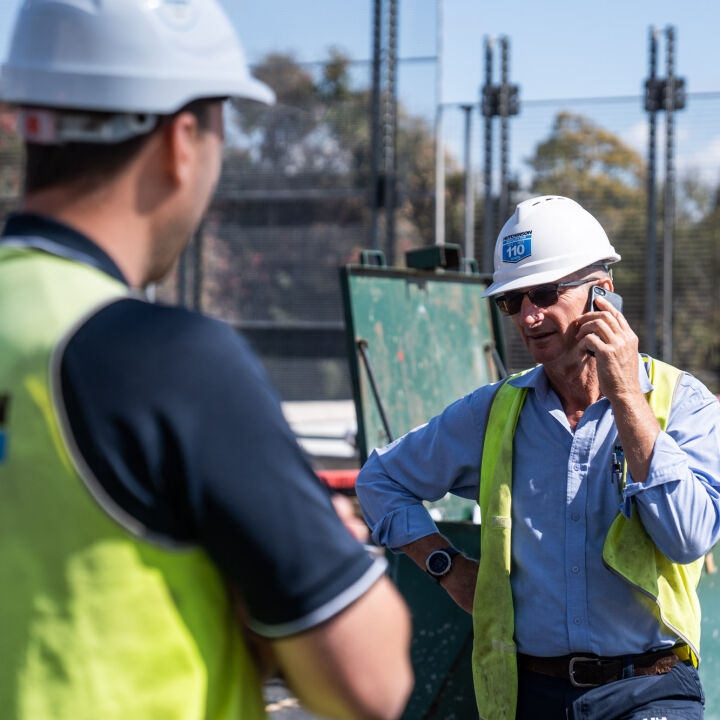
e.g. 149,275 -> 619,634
227,0 -> 720,100
1,0 -> 718,179
1,0 -> 718,101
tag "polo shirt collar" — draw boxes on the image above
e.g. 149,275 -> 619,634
1,212 -> 129,286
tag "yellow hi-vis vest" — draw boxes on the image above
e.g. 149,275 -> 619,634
471,358 -> 703,720
0,246 -> 266,720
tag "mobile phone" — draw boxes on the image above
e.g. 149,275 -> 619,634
589,285 -> 623,314
586,286 -> 623,356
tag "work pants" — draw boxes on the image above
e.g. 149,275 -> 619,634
516,661 -> 704,719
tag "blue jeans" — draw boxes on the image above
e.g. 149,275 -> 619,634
516,661 -> 704,720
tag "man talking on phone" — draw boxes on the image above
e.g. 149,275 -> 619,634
356,195 -> 720,719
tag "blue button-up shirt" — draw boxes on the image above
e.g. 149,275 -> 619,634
356,358 -> 720,657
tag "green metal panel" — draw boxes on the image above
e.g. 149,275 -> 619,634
340,265 -> 502,464
699,552 -> 720,718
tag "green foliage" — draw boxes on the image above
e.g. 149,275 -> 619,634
525,111 -> 720,389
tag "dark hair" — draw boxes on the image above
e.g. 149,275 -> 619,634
23,98 -> 216,194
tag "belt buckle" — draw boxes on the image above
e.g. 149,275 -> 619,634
568,656 -> 601,688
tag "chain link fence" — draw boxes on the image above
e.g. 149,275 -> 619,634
440,92 -> 720,390
0,70 -> 718,398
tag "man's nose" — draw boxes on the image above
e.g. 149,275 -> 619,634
519,294 -> 543,323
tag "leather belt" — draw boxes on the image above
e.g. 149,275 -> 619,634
517,648 -> 681,688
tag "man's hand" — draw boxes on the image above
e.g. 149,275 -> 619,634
576,294 -> 660,483
331,493 -> 370,543
575,294 -> 641,403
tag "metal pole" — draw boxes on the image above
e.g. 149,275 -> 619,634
369,0 -> 382,250
461,104 -> 475,260
482,36 -> 494,273
384,0 -> 398,264
357,339 -> 395,443
498,36 -> 510,228
434,0 -> 445,245
645,26 -> 658,357
662,26 -> 675,363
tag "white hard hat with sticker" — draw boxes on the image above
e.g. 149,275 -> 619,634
483,195 -> 621,297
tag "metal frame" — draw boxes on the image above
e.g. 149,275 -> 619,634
340,263 -> 504,464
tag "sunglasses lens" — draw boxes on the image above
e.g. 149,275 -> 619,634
495,284 -> 561,315
528,285 -> 560,308
496,293 -> 523,315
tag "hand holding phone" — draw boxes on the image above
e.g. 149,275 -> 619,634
589,285 -> 623,313
586,285 -> 623,356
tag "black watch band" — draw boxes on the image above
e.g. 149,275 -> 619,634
425,546 -> 460,583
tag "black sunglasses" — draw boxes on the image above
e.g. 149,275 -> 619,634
494,277 -> 598,316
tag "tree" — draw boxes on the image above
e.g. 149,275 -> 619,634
525,111 -> 720,391
526,112 -> 647,342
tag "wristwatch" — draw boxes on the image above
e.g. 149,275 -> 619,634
425,547 -> 459,582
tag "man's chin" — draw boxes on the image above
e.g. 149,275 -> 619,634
524,334 -> 562,364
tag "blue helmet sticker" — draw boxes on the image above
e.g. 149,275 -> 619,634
502,230 -> 532,264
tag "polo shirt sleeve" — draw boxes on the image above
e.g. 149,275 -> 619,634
58,298 -> 384,637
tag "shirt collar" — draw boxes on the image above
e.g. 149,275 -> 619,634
508,356 -> 654,395
1,212 -> 128,286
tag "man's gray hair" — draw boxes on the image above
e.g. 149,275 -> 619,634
569,263 -> 613,282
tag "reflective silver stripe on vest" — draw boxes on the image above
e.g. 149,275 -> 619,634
2,235 -> 114,277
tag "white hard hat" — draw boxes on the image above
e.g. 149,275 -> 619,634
483,195 -> 621,297
0,0 -> 274,142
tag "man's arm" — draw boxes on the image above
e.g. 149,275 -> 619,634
272,576 -> 412,720
399,533 -> 479,614
579,295 -> 720,561
577,294 -> 659,483
355,392 -> 490,615
356,391 -> 489,550
60,303 -> 415,718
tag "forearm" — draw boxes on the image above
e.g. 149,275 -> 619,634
610,388 -> 661,484
400,533 -> 479,614
272,577 -> 413,720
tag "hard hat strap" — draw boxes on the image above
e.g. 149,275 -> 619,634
18,109 -> 158,145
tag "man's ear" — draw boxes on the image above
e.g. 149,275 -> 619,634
163,111 -> 201,187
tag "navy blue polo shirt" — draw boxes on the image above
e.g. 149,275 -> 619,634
1,213 -> 382,637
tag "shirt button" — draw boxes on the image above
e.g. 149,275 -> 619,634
572,513 -> 580,521
571,566 -> 579,574
573,463 -> 580,471
573,617 -> 582,625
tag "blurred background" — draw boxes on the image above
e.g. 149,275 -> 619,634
1,3 -> 719,717
1,0 -> 719,453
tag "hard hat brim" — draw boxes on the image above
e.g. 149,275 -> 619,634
482,253 -> 620,297
0,66 -> 275,113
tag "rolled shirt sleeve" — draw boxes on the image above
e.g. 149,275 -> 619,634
622,372 -> 720,563
356,388 -> 495,550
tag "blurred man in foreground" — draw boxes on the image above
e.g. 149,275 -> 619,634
0,1 -> 412,718
357,195 -> 720,720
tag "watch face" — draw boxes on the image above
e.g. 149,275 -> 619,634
427,550 -> 451,576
